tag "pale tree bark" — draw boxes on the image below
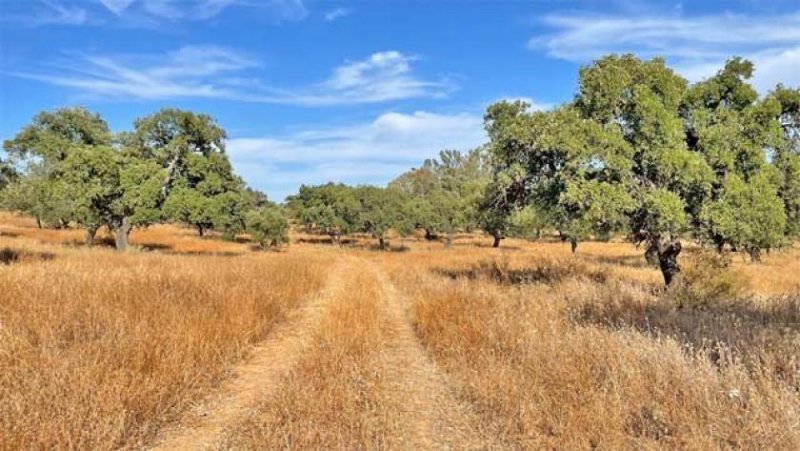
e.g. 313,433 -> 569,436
114,217 -> 132,252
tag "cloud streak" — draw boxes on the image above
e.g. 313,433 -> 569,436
11,47 -> 456,105
532,11 -> 800,92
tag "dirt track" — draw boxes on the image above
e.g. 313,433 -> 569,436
148,254 -> 487,450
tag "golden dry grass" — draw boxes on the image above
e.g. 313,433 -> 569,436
217,264 -> 395,450
0,230 -> 330,449
375,240 -> 800,449
1,212 -> 799,450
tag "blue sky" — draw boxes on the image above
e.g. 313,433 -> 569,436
1,0 -> 799,200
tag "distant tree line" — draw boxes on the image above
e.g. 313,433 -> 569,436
1,55 -> 798,285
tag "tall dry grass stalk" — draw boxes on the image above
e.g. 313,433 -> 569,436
0,238 -> 329,450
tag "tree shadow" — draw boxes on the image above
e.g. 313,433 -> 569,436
435,259 -> 608,285
583,254 -> 653,269
1,247 -> 56,265
576,290 -> 800,381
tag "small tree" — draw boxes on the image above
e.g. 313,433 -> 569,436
355,186 -> 414,250
246,205 -> 289,250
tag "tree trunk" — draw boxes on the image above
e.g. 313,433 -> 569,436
378,236 -> 386,250
657,239 -> 682,286
644,243 -> 659,267
36,217 -> 42,229
197,225 -> 205,237
85,227 -> 97,246
570,237 -> 578,254
748,247 -> 762,263
115,217 -> 132,252
424,228 -> 438,241
492,233 -> 502,248
444,231 -> 453,249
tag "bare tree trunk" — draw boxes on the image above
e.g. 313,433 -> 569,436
656,239 -> 682,286
36,217 -> 42,229
444,231 -> 453,249
85,227 -> 97,246
492,233 -> 502,248
748,247 -> 762,263
570,237 -> 578,254
424,228 -> 438,241
197,225 -> 204,237
378,236 -> 386,250
115,217 -> 132,252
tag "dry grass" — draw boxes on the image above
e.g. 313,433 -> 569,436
378,243 -> 800,449
2,211 -> 799,450
0,235 -> 329,449
217,266 -> 395,450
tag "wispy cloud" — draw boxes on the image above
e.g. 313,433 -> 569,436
95,0 -> 307,21
7,0 -> 89,26
531,11 -> 800,92
11,47 -> 456,105
277,51 -> 456,105
324,7 -> 351,22
227,111 -> 486,199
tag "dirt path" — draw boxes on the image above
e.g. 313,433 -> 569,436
148,257 -> 348,451
366,262 -> 492,450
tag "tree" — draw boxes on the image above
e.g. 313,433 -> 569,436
286,183 -> 360,244
391,148 -> 489,246
162,152 -> 246,236
0,156 -> 17,192
60,145 -> 164,249
483,55 -> 796,285
769,85 -> 800,237
107,108 -> 228,250
246,205 -> 289,249
3,107 -> 113,230
354,186 -> 414,250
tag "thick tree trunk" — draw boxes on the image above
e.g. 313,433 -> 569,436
85,227 -> 97,246
644,242 -> 660,267
492,233 -> 502,248
115,217 -> 132,252
197,225 -> 205,237
657,239 -> 682,286
424,228 -> 438,241
748,247 -> 762,263
570,237 -> 578,254
36,217 -> 42,229
378,236 -> 386,250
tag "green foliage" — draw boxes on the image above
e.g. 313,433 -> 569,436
391,148 -> 489,241
701,173 -> 786,260
354,186 -> 414,248
287,183 -> 360,241
481,54 -> 797,283
246,205 -> 289,249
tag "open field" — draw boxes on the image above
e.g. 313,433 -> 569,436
1,211 -> 799,450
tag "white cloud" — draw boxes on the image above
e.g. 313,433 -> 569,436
324,7 -> 351,22
282,51 -> 455,105
14,46 -> 257,100
531,11 -> 800,92
95,0 -> 307,21
13,48 -> 455,105
227,111 -> 486,200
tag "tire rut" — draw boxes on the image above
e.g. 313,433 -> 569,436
366,262 -> 492,450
